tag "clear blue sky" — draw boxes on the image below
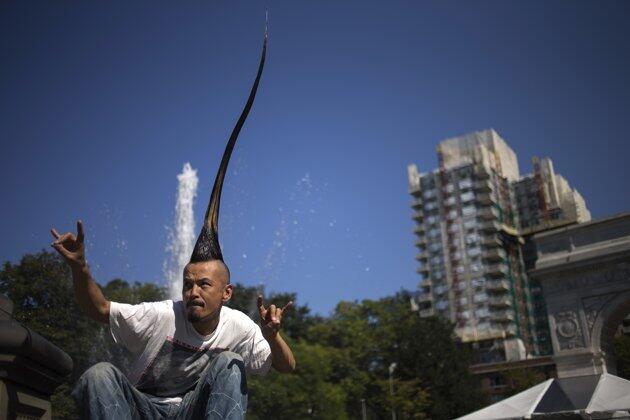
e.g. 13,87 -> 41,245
2,1 -> 629,315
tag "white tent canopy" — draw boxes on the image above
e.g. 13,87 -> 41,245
456,374 -> 630,420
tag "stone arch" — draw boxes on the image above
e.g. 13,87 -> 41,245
590,289 -> 630,373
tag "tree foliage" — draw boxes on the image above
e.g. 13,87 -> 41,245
614,334 -> 630,380
0,251 -> 167,419
306,292 -> 485,419
2,251 -> 486,419
502,368 -> 548,395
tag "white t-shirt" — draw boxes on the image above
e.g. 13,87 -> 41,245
109,300 -> 272,403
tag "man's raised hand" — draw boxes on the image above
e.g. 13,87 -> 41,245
257,295 -> 292,340
51,220 -> 86,269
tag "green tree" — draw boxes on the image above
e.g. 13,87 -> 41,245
101,278 -> 166,304
502,367 -> 547,395
312,293 -> 485,419
0,251 -> 168,419
0,251 -> 98,419
248,341 -> 348,419
614,334 -> 630,379
226,282 -> 262,319
369,378 -> 431,420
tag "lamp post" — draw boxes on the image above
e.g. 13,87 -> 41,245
389,362 -> 397,420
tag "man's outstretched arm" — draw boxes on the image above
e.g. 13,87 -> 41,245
258,296 -> 296,373
51,220 -> 110,324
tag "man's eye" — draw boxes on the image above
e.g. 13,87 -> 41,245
201,282 -> 210,287
183,283 -> 192,290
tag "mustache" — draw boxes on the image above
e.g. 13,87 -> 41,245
186,300 -> 204,308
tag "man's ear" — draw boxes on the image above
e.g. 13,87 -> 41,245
222,283 -> 233,303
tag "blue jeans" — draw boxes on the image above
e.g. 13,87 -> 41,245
72,352 -> 248,419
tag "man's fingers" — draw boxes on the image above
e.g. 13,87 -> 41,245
281,301 -> 293,313
50,228 -> 61,239
51,242 -> 72,259
275,301 -> 292,323
257,295 -> 266,316
55,232 -> 76,244
76,220 -> 85,243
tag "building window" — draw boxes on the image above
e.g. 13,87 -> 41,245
490,376 -> 506,388
477,321 -> 490,330
466,233 -> 480,244
462,205 -> 476,216
425,201 -> 438,211
423,189 -> 436,199
461,192 -> 475,203
468,247 -> 481,257
463,219 -> 477,230
475,306 -> 489,317
472,278 -> 485,288
473,294 -> 488,304
459,179 -> 473,189
435,299 -> 449,310
431,256 -> 444,265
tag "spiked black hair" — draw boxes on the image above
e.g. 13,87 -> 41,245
190,24 -> 267,265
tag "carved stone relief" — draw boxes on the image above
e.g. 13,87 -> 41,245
553,309 -> 585,351
582,293 -> 617,334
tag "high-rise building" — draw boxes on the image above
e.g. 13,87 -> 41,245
514,156 -> 590,235
513,157 -> 591,356
408,129 -> 590,361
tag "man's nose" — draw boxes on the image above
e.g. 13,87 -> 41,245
188,283 -> 201,298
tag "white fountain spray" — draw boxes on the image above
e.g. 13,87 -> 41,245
165,163 -> 199,301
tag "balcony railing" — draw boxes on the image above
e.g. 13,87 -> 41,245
414,237 -> 427,248
416,251 -> 428,262
476,193 -> 494,205
417,265 -> 430,274
480,221 -> 499,232
486,279 -> 510,291
418,294 -> 433,303
474,180 -> 494,192
475,165 -> 491,179
488,295 -> 512,308
482,248 -> 506,262
481,235 -> 501,247
490,310 -> 515,323
412,209 -> 424,221
478,207 -> 498,220
486,264 -> 508,278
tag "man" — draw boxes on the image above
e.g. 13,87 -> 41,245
51,221 -> 294,419
52,22 -> 294,418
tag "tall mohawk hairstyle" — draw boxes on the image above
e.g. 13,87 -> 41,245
190,20 -> 268,264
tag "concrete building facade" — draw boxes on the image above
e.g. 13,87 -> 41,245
408,129 -> 591,361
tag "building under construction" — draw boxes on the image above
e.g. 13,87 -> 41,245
407,129 -> 590,361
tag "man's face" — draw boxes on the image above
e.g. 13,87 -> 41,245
182,260 -> 232,324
